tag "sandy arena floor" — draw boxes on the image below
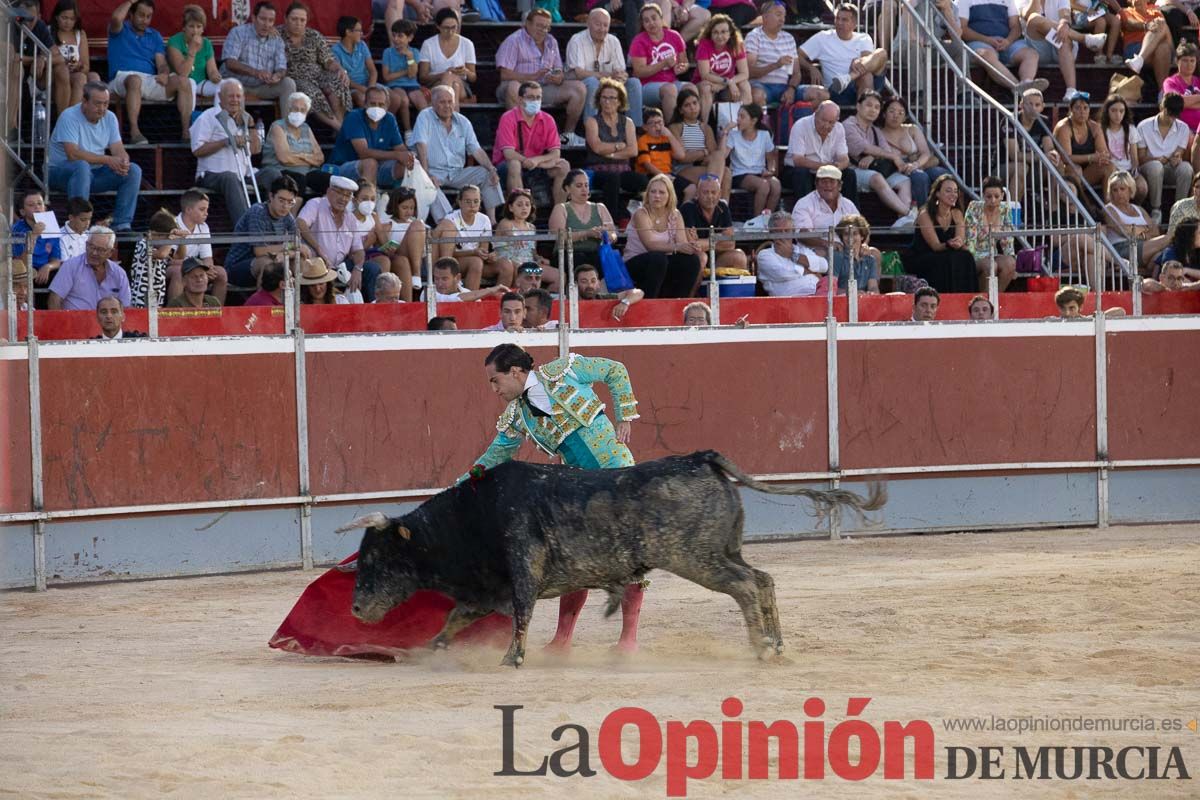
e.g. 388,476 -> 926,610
2,524 -> 1198,799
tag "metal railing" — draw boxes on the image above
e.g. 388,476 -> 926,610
1,1 -> 52,193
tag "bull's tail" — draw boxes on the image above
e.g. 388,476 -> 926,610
334,512 -> 389,533
705,452 -> 886,522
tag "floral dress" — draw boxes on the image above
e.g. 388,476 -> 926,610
282,27 -> 352,120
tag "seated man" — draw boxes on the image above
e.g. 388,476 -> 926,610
219,1 -> 295,115
957,0 -> 1045,95
745,0 -> 828,108
413,85 -> 503,223
1137,93 -> 1193,225
6,0 -> 63,131
11,191 -> 62,290
430,257 -> 510,302
485,291 -> 527,331
566,8 -> 645,127
47,81 -> 143,232
94,296 -> 147,339
330,84 -> 414,189
48,227 -> 131,310
373,272 -> 404,303
191,78 -> 261,227
575,263 -> 644,322
787,100 -> 856,201
495,9 -> 586,148
523,288 -> 557,329
796,3 -> 889,104
679,174 -> 748,272
1142,259 -> 1200,292
791,165 -> 861,259
244,260 -> 286,306
171,188 -> 228,304
226,175 -> 308,288
756,210 -> 829,296
514,262 -> 543,294
912,286 -> 940,320
491,82 -> 571,206
682,301 -> 712,325
1004,87 -> 1060,205
298,176 -> 380,302
167,257 -> 222,307
107,0 -> 193,144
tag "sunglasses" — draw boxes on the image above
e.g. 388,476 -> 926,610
520,266 -> 543,275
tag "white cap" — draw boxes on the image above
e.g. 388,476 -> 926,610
329,175 -> 359,192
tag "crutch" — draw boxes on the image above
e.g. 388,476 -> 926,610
231,113 -> 262,208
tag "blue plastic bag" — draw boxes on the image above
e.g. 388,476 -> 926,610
598,232 -> 634,293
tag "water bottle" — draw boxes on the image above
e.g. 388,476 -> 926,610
255,119 -> 265,144
33,99 -> 48,147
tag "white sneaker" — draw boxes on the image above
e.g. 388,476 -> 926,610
829,73 -> 853,96
561,132 -> 587,149
892,207 -> 918,228
1085,33 -> 1107,52
1125,54 -> 1145,73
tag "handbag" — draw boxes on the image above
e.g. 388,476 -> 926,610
1015,245 -> 1047,274
400,159 -> 438,224
598,231 -> 634,293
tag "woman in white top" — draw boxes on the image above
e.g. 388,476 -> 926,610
720,103 -> 779,217
348,182 -> 391,302
1100,96 -> 1148,205
383,187 -> 426,302
1104,170 -> 1168,269
418,8 -> 477,104
432,185 -> 509,289
50,0 -> 100,110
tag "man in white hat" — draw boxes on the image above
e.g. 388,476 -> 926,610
790,164 -> 861,260
297,175 -> 380,301
191,78 -> 261,227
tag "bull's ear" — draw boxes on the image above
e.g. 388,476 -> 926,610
397,526 -> 412,540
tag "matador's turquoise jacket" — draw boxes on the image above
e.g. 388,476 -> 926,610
467,353 -> 640,475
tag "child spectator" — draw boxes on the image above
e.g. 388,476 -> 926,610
636,108 -> 688,201
382,19 -> 424,141
130,209 -> 186,307
384,187 -> 426,302
59,197 -> 93,262
720,103 -> 780,217
332,15 -> 376,108
12,191 -> 62,289
832,213 -> 881,293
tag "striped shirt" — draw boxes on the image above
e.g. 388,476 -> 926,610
680,122 -> 707,151
744,26 -> 797,86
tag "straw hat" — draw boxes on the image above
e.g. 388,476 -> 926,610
11,260 -> 28,280
298,258 -> 335,285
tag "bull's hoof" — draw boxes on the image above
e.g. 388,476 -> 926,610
610,640 -> 639,656
543,640 -> 572,656
429,638 -> 450,651
500,651 -> 524,668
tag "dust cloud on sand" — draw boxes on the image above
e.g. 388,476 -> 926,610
2,524 -> 1197,799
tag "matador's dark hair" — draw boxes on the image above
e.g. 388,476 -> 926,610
484,343 -> 535,372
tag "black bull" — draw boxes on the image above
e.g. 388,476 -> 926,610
342,451 -> 884,667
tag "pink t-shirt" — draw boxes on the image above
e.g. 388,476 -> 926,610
694,39 -> 745,83
630,30 -> 686,85
1163,73 -> 1200,131
491,107 -> 561,165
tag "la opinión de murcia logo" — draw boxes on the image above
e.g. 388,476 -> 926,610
495,699 -> 1192,796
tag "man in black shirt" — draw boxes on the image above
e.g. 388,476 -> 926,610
678,174 -> 748,273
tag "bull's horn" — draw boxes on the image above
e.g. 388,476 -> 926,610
335,512 -> 389,533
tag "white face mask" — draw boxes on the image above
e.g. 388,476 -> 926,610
522,99 -> 541,117
357,200 -> 376,216
287,112 -> 306,127
365,106 -> 387,123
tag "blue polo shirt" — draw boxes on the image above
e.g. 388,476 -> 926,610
332,40 -> 371,85
12,219 -> 63,268
331,109 -> 403,165
107,21 -> 165,80
49,104 -> 121,167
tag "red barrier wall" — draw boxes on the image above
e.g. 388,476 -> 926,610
837,337 -> 1097,469
1106,329 -> 1200,460
18,293 -> 1200,341
38,354 -> 298,511
2,359 -> 33,514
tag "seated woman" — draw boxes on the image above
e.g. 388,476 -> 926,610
964,175 -> 1018,292
630,3 -> 691,123
281,2 -> 352,130
432,185 -> 512,290
418,8 -> 477,105
903,175 -> 978,293
494,188 -> 558,291
1104,170 -> 1169,274
383,187 -> 426,302
166,4 -> 220,105
348,181 -> 392,300
547,169 -> 618,270
844,90 -> 918,226
693,14 -> 752,125
720,103 -> 779,217
832,214 -> 882,294
877,96 -> 949,206
584,78 -> 648,226
1099,95 -> 1148,205
1054,92 -> 1115,209
257,91 -> 328,201
1120,0 -> 1171,87
622,173 -> 703,298
1160,216 -> 1200,280
50,0 -> 100,111
299,258 -> 347,304
668,88 -> 729,201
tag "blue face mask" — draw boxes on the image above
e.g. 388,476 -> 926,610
523,99 -> 541,116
